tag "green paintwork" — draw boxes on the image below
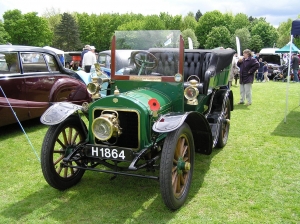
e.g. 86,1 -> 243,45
88,80 -> 184,150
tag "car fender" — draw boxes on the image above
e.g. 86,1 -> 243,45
153,111 -> 212,155
40,102 -> 82,125
49,77 -> 91,104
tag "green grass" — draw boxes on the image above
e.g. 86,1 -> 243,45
1,81 -> 300,223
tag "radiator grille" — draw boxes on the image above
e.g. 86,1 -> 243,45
94,109 -> 139,148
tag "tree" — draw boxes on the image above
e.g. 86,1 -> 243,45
195,10 -> 202,22
3,10 -> 52,46
204,26 -> 231,49
42,7 -> 62,33
195,10 -> 226,48
182,28 -> 199,49
159,13 -> 182,30
53,13 -> 81,51
232,13 -> 250,32
182,14 -> 197,31
232,28 -> 251,52
0,20 -> 10,44
249,35 -> 263,53
251,21 -> 279,47
223,12 -> 234,34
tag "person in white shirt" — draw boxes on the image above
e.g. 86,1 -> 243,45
82,47 -> 96,73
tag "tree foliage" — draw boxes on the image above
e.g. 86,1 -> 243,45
195,10 -> 225,48
204,26 -> 231,49
233,28 -> 251,52
249,35 -> 263,53
1,8 -> 299,54
195,10 -> 202,22
0,20 -> 10,44
182,28 -> 199,49
53,13 -> 81,51
3,10 -> 52,46
182,14 -> 197,31
251,21 -> 278,47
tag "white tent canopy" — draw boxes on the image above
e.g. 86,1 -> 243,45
43,46 -> 64,55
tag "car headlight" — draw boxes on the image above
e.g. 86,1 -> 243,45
92,117 -> 113,141
92,110 -> 122,141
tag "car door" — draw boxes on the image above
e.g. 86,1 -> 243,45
0,51 -> 28,126
21,52 -> 65,120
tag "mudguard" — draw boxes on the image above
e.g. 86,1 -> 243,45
40,102 -> 82,125
152,112 -> 190,133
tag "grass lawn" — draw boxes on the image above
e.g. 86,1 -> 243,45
0,81 -> 299,223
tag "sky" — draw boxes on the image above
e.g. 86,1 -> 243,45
0,0 -> 299,28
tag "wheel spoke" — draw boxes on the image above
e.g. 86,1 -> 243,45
173,159 -> 177,165
62,129 -> 68,145
64,167 -> 68,178
56,138 -> 66,149
68,127 -> 73,145
179,137 -> 185,157
180,173 -> 185,185
53,149 -> 65,153
53,155 -> 64,165
182,145 -> 188,157
57,165 -> 62,175
71,131 -> 79,145
172,174 -> 178,193
69,162 -> 75,175
176,173 -> 181,193
172,169 -> 177,185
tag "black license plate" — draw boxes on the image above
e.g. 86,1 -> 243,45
86,145 -> 134,162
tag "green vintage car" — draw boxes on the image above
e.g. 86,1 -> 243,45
40,30 -> 235,210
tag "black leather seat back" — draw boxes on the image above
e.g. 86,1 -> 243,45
149,48 -> 179,76
184,52 -> 201,81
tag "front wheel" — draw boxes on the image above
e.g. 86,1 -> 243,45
41,115 -> 87,190
160,123 -> 195,210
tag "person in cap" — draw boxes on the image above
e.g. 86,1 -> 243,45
80,45 -> 90,66
90,46 -> 96,54
82,46 -> 96,73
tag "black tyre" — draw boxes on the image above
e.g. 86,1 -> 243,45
41,115 -> 86,190
216,98 -> 231,148
160,123 -> 195,210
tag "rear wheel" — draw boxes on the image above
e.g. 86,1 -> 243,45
160,123 -> 195,210
41,115 -> 86,190
216,98 -> 231,148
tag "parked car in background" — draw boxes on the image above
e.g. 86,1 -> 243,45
259,48 -> 281,80
0,45 -> 91,127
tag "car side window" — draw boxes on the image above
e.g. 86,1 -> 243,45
46,54 -> 59,72
21,53 -> 49,73
0,52 -> 20,75
98,54 -> 111,69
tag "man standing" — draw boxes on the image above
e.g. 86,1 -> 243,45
291,54 -> 299,82
237,49 -> 259,106
81,45 -> 90,67
82,46 -> 96,73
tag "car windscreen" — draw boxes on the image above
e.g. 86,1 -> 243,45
114,30 -> 181,77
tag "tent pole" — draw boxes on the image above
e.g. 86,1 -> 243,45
284,35 -> 293,123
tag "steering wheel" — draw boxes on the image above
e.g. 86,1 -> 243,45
131,51 -> 158,76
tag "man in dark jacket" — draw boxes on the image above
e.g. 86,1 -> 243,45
237,49 -> 259,105
291,54 -> 299,82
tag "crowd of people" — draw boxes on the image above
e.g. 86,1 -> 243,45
228,49 -> 300,106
